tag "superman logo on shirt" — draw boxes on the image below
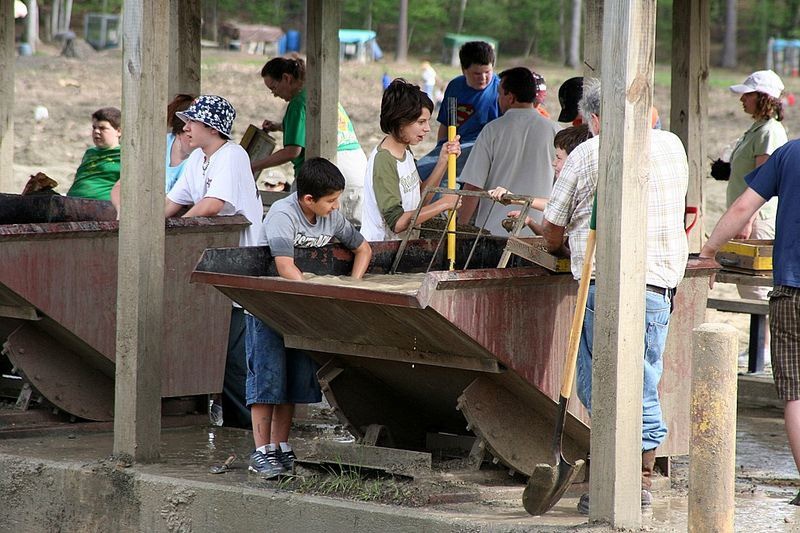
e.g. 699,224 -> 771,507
456,104 -> 475,126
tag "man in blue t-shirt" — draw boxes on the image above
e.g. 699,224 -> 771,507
415,41 -> 501,183
699,139 -> 800,505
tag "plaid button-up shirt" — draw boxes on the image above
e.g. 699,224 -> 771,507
544,131 -> 688,288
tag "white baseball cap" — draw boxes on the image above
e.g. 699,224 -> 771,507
729,70 -> 784,99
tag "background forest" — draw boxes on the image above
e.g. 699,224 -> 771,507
44,0 -> 800,70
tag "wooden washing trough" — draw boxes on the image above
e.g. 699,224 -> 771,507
0,193 -> 248,421
191,238 -> 715,476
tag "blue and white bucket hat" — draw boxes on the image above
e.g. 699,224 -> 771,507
176,95 -> 236,139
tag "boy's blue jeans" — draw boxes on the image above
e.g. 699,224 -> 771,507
245,315 -> 322,406
576,284 -> 671,451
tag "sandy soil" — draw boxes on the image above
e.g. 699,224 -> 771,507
12,45 -> 796,350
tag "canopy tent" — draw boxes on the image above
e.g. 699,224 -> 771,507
442,33 -> 498,66
339,29 -> 381,62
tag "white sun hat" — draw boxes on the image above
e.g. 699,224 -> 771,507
729,70 -> 785,99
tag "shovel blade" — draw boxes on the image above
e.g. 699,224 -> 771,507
522,457 -> 585,515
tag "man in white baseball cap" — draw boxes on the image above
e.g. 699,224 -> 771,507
729,69 -> 785,99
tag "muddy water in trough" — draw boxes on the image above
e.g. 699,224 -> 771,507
301,272 -> 427,294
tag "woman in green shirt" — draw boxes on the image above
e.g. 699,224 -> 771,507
253,57 -> 367,224
727,70 -> 788,237
727,70 -> 788,353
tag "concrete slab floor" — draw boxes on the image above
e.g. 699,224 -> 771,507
1,403 -> 799,532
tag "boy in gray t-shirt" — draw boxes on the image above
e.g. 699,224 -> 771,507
246,158 -> 372,478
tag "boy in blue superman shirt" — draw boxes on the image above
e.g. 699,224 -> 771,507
415,41 -> 500,184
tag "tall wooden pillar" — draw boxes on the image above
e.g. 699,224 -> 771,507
305,0 -> 340,162
0,2 -> 14,193
671,0 -> 709,253
591,0 -> 657,527
168,0 -> 201,99
114,0 -> 169,463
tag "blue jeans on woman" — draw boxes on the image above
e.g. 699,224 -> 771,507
576,284 -> 671,451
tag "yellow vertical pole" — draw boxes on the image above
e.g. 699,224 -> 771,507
447,97 -> 457,270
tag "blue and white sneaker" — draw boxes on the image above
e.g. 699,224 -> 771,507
248,450 -> 285,478
276,448 -> 297,471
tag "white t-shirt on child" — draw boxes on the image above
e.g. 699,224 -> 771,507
360,146 -> 421,241
167,141 -> 264,247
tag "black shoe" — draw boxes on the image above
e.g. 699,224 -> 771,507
276,448 -> 297,471
577,490 -> 652,515
248,450 -> 286,478
791,490 -> 800,505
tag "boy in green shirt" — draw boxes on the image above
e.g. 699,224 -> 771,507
67,107 -> 122,201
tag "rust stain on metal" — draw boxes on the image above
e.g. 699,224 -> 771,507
0,193 -> 249,420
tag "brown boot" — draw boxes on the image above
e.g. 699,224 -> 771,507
641,448 -> 657,507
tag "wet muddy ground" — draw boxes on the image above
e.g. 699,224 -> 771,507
1,398 -> 799,531
6,43 -> 800,532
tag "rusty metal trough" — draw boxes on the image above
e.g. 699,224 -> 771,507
192,238 -> 714,476
0,193 -> 247,421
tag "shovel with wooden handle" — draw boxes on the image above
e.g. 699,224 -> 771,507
522,198 -> 597,515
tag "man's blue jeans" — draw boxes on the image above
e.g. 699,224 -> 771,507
576,284 -> 671,451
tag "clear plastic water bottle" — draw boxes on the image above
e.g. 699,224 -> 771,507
209,397 -> 223,427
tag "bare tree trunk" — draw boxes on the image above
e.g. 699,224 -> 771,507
567,0 -> 581,68
396,0 -> 408,62
210,0 -> 218,43
524,33 -> 536,58
50,0 -> 60,38
456,0 -> 467,34
558,0 -> 566,64
25,0 -> 39,52
721,0 -> 737,68
62,0 -> 72,32
365,0 -> 373,30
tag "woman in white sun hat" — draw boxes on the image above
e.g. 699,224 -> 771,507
727,70 -> 787,239
727,69 -> 788,353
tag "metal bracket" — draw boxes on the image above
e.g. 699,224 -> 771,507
390,188 -> 536,274
15,382 -> 33,410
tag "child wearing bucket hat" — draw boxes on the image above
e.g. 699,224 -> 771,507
166,94 -> 263,248
166,95 -> 265,431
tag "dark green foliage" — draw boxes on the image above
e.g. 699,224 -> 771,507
72,0 -> 797,69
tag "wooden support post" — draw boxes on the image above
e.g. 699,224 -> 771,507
583,0 -> 603,77
114,0 -> 169,463
670,0 -> 709,253
305,0 -> 339,162
168,0 -> 201,98
689,323 -> 738,533
0,1 -> 14,193
590,0 -> 656,527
